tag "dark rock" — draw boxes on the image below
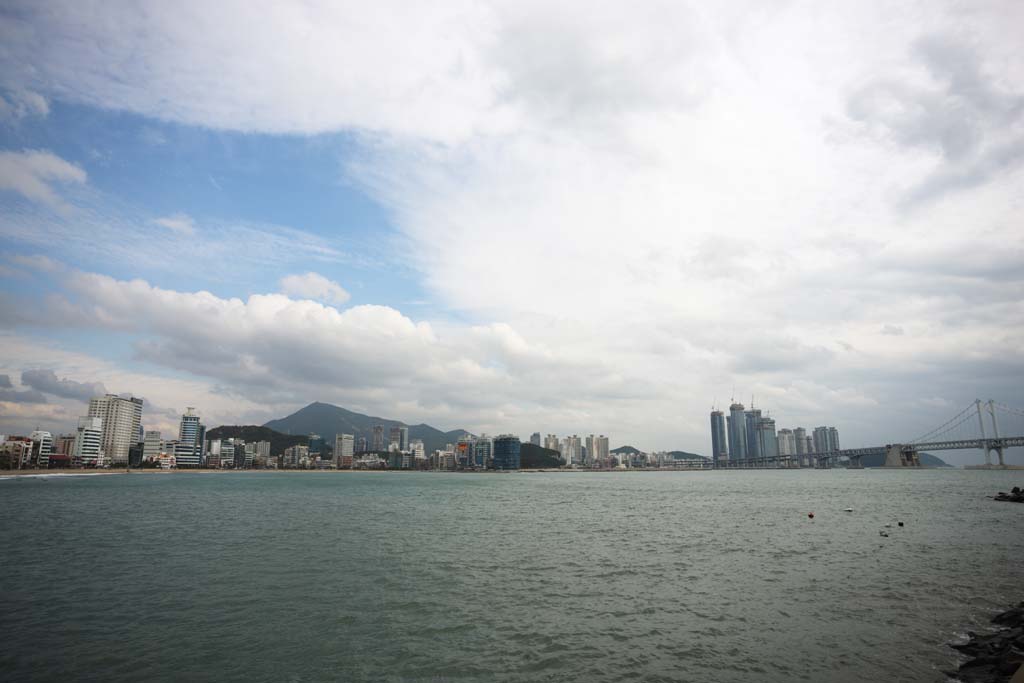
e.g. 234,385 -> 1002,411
992,603 -> 1024,626
948,602 -> 1024,682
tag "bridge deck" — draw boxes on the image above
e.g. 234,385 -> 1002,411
718,436 -> 1022,468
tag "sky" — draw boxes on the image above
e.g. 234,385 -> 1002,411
0,1 -> 1022,464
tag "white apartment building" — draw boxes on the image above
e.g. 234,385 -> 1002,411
73,416 -> 104,467
143,430 -> 162,461
87,394 -> 143,465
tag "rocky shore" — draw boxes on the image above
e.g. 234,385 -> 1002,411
993,487 -> 1024,503
949,602 -> 1024,682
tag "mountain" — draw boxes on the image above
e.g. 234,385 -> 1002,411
666,450 -> 709,461
520,443 -> 562,469
859,451 -> 952,468
206,425 -> 306,457
263,401 -> 471,455
612,446 -> 709,461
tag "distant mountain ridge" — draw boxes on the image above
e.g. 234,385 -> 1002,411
263,401 -> 471,455
611,445 -> 708,460
207,425 -> 306,457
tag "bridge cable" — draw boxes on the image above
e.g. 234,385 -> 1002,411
908,402 -> 978,444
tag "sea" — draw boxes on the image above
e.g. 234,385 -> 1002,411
1,469 -> 1022,682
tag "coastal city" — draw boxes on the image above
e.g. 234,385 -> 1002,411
1,391 -> 841,472
710,402 -> 840,468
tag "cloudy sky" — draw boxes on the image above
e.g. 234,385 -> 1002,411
1,1 -> 1022,463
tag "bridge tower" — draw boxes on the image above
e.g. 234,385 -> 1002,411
975,399 -> 990,465
884,444 -> 920,467
985,399 -> 1005,467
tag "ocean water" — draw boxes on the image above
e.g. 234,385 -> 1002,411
1,469 -> 1022,682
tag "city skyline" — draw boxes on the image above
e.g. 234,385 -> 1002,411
1,3 -> 1022,462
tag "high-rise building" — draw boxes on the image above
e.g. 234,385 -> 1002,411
176,408 -> 202,467
372,425 -> 385,451
87,394 -> 144,465
399,426 -> 409,452
793,428 -> 807,455
53,434 -> 76,457
530,432 -> 541,446
284,444 -> 309,467
29,430 -> 52,469
492,435 -> 521,470
727,403 -> 747,460
757,417 -> 778,458
73,416 -> 103,467
710,410 -> 727,463
474,435 -> 492,468
745,408 -> 763,459
585,435 -> 596,465
255,440 -> 271,460
308,434 -> 324,455
543,434 -> 560,451
143,430 -> 162,462
355,436 -> 368,453
812,426 -> 840,453
334,433 -> 354,468
777,428 -> 796,456
594,435 -> 609,462
561,435 -> 581,465
128,441 -> 145,467
456,436 -> 476,468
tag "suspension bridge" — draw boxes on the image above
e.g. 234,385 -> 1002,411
717,399 -> 1024,469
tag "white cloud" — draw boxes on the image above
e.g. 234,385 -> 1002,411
279,272 -> 351,306
1,2 -> 1022,458
0,150 -> 86,208
154,213 -> 196,235
0,89 -> 49,121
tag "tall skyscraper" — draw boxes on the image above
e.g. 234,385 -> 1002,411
543,434 -> 560,451
777,428 -> 796,456
812,426 -> 840,453
710,410 -> 727,463
793,427 -> 807,455
828,427 -> 840,451
745,408 -> 763,459
585,434 -> 596,465
530,432 -> 541,446
87,394 -> 143,465
176,408 -> 202,467
561,435 -> 581,465
492,435 -> 521,470
727,403 -> 747,460
372,425 -> 385,451
757,417 -> 778,458
594,435 -> 609,462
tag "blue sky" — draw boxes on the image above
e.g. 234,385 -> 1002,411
2,100 -> 416,303
0,1 -> 1022,463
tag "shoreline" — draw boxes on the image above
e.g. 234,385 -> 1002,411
4,466 -> 1024,479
